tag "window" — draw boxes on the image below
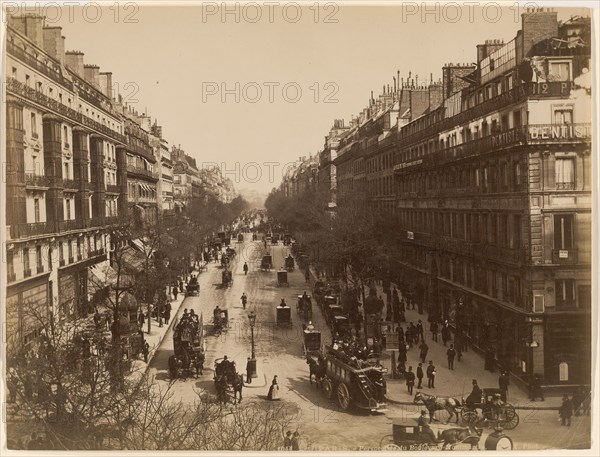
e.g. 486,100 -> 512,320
77,239 -> 82,259
513,162 -> 522,187
555,158 -> 575,190
34,198 -> 40,222
37,81 -> 43,91
555,279 -> 575,308
554,215 -> 574,250
513,110 -> 521,128
48,247 -> 53,270
36,245 -> 43,272
511,215 -> 521,250
31,113 -> 37,135
66,198 -> 71,220
553,108 -> 573,125
59,241 -> 64,263
63,126 -> 69,147
25,74 -> 31,86
68,240 -> 73,261
549,61 -> 571,82
23,248 -> 30,276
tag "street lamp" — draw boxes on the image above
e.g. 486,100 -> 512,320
248,310 -> 257,378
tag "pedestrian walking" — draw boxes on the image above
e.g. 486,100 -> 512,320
430,320 -> 438,342
446,344 -> 456,370
243,262 -> 249,275
416,363 -> 424,389
283,431 -> 292,450
405,366 -> 416,394
291,431 -> 300,450
172,285 -> 179,301
426,361 -> 436,388
179,279 -> 184,293
441,321 -> 450,346
241,292 -> 248,310
498,371 -> 509,402
455,332 -> 463,361
267,376 -> 280,400
417,320 -> 425,343
418,341 -> 429,364
142,341 -> 149,363
305,269 -> 310,283
246,357 -> 252,384
397,343 -> 407,377
529,373 -> 545,401
164,302 -> 172,325
559,394 -> 573,426
138,311 -> 145,330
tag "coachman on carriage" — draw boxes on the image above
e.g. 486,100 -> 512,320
169,311 -> 204,379
296,293 -> 312,321
213,357 -> 243,404
186,275 -> 200,296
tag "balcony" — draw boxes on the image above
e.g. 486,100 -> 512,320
552,249 -> 578,265
58,219 -> 83,232
62,179 -> 78,190
106,184 -> 121,193
6,78 -> 126,144
397,123 -> 591,170
556,182 -> 576,190
9,221 -> 53,238
126,165 -> 158,181
25,173 -> 51,188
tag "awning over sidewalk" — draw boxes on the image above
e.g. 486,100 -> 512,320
88,260 -> 119,294
121,245 -> 147,273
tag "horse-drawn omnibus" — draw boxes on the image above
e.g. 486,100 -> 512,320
308,346 -> 387,412
169,313 -> 204,379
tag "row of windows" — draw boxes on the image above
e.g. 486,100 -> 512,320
367,175 -> 394,197
366,151 -> 393,174
6,234 -> 105,280
11,66 -> 121,132
397,210 -> 523,249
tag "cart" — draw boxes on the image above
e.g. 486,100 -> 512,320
186,276 -> 200,296
277,270 -> 289,287
462,388 -> 519,430
261,255 -> 272,271
283,234 -> 292,246
213,309 -> 229,335
221,269 -> 233,287
331,315 -> 351,338
303,328 -> 321,356
276,305 -> 292,328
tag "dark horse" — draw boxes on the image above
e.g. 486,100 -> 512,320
168,355 -> 182,380
437,426 -> 483,450
215,373 -> 244,404
414,391 -> 462,424
306,355 -> 326,386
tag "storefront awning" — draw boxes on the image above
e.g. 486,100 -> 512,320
121,246 -> 147,273
88,260 -> 118,294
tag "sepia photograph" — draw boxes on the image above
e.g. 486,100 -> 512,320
1,1 -> 597,454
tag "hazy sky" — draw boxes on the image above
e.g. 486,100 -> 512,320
45,2 -> 591,192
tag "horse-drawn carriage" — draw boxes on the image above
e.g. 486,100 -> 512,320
276,304 -> 292,328
296,294 -> 312,321
285,255 -> 295,271
277,270 -> 289,287
462,388 -> 519,430
186,275 -> 200,296
237,233 -> 244,243
213,358 -> 243,404
168,313 -> 204,379
331,315 -> 351,338
261,255 -> 272,271
303,328 -> 321,356
213,308 -> 229,335
222,268 -> 233,287
307,346 -> 387,412
226,247 -> 236,259
283,234 -> 292,246
379,419 -> 484,451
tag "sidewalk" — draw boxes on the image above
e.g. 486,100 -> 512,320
130,270 -> 198,374
304,266 -> 562,411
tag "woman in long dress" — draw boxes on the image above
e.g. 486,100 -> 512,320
267,376 -> 280,400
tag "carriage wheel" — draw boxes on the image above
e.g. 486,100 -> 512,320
498,406 -> 519,430
379,435 -> 400,450
462,409 -> 478,424
322,378 -> 333,399
337,382 -> 351,411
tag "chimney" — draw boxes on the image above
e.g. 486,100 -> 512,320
442,63 -> 477,99
84,65 -> 100,88
393,77 -> 397,92
99,72 -> 113,99
521,9 -> 558,58
42,27 -> 65,65
9,15 -> 44,48
428,83 -> 444,110
65,51 -> 85,77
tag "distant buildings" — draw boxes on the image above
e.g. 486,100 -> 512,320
3,13 -> 236,352
278,10 -> 592,388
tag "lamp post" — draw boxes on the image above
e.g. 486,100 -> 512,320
248,310 -> 257,378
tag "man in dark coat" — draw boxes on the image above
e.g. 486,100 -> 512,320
426,361 -> 436,388
559,395 -> 573,426
405,366 -> 416,394
164,302 -> 172,325
446,344 -> 456,370
416,363 -> 424,389
416,320 -> 425,343
246,357 -> 253,384
419,341 -> 429,364
466,379 -> 482,408
530,373 -> 544,401
430,320 -> 438,342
